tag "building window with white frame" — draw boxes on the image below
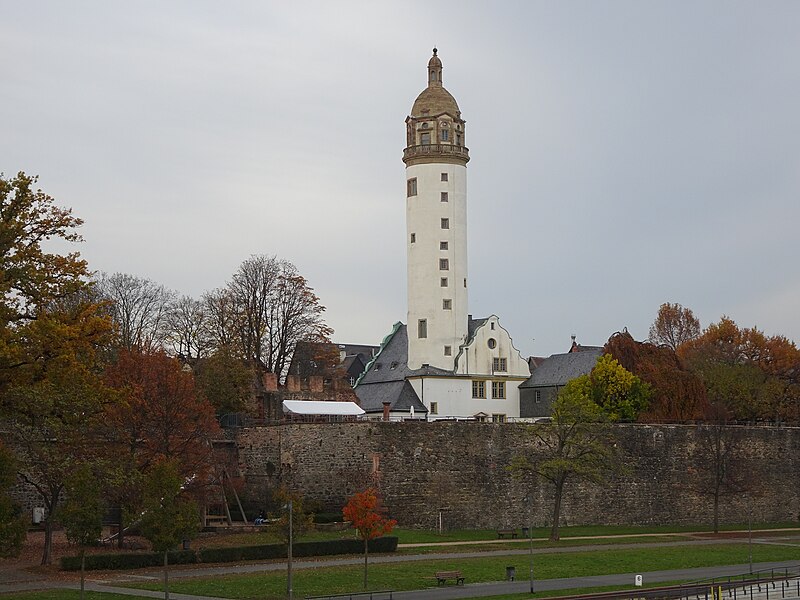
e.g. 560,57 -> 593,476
440,241 -> 448,250
442,299 -> 452,310
441,217 -> 449,229
439,258 -> 449,270
441,191 -> 448,202
441,172 -> 448,182
410,233 -> 416,243
440,277 -> 448,287
492,381 -> 506,399
444,345 -> 452,356
407,178 -> 417,196
472,380 -> 486,399
430,401 -> 438,415
418,319 -> 427,339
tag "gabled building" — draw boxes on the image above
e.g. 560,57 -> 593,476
354,49 -> 530,420
518,347 -> 603,418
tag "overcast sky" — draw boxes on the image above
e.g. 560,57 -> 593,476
3,1 -> 799,358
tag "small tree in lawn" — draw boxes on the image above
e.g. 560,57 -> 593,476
342,488 -> 396,589
61,464 -> 104,600
138,461 -> 200,600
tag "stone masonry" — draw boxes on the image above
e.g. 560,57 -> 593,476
234,422 -> 800,529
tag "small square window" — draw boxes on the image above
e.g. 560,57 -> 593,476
418,319 -> 427,339
407,178 -> 417,197
439,258 -> 449,270
441,218 -> 449,229
440,241 -> 448,250
441,173 -> 448,182
410,233 -> 416,243
430,401 -> 438,415
443,299 -> 452,310
440,277 -> 448,287
444,345 -> 452,356
441,192 -> 448,202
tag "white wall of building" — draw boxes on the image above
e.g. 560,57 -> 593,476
408,376 -> 522,421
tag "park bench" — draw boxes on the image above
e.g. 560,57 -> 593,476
434,570 -> 465,585
496,529 -> 518,539
205,515 -> 228,527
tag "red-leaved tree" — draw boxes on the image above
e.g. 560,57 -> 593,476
342,488 -> 396,589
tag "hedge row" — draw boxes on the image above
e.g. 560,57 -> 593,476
60,537 -> 398,571
61,550 -> 197,571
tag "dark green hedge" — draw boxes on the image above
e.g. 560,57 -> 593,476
60,549 -> 197,571
313,512 -> 343,524
61,537 -> 398,571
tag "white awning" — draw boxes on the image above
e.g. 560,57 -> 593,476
282,400 -> 365,416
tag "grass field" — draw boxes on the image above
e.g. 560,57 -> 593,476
121,542 -> 800,600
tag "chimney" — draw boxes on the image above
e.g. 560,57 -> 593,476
382,401 -> 391,422
285,374 -> 300,392
262,372 -> 278,392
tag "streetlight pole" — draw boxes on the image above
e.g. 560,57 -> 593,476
524,494 -> 534,594
747,499 -> 752,574
287,499 -> 293,600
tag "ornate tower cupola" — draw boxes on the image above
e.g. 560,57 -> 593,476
404,49 -> 470,371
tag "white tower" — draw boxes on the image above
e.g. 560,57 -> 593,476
404,49 -> 470,371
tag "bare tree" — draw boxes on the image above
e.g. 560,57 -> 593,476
213,256 -> 332,380
648,302 -> 701,352
164,295 -> 212,360
97,273 -> 174,352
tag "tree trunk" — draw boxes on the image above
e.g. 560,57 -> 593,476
550,476 -> 565,541
117,514 -> 125,549
80,549 -> 86,600
163,549 -> 169,600
363,537 -> 369,589
42,517 -> 53,565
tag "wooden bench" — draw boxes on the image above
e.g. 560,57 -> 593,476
434,570 -> 465,585
205,516 -> 228,527
497,529 -> 518,539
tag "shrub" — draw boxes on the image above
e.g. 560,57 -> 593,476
313,512 -> 343,524
61,550 -> 197,571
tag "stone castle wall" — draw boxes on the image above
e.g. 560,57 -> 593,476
234,422 -> 800,529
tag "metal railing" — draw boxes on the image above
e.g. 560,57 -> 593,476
403,144 -> 470,162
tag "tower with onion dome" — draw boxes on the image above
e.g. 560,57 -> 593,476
404,48 -> 470,371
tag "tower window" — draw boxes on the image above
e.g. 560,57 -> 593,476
443,299 -> 452,310
456,134 -> 462,145
464,278 -> 467,288
420,132 -> 431,145
440,277 -> 448,287
441,173 -> 448,182
410,233 -> 416,243
439,258 -> 449,270
441,192 -> 448,202
418,319 -> 427,339
440,241 -> 448,250
441,218 -> 449,229
407,178 -> 417,196
472,380 -> 486,399
444,345 -> 452,356
441,129 -> 449,142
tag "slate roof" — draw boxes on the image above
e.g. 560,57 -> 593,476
354,323 -> 450,413
519,348 -> 603,389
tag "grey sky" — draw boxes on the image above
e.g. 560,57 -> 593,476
3,1 -> 799,358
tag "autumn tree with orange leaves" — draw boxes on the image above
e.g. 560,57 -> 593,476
342,488 -> 396,589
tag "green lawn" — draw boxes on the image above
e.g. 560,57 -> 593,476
195,521 -> 800,550
123,542 -> 800,600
